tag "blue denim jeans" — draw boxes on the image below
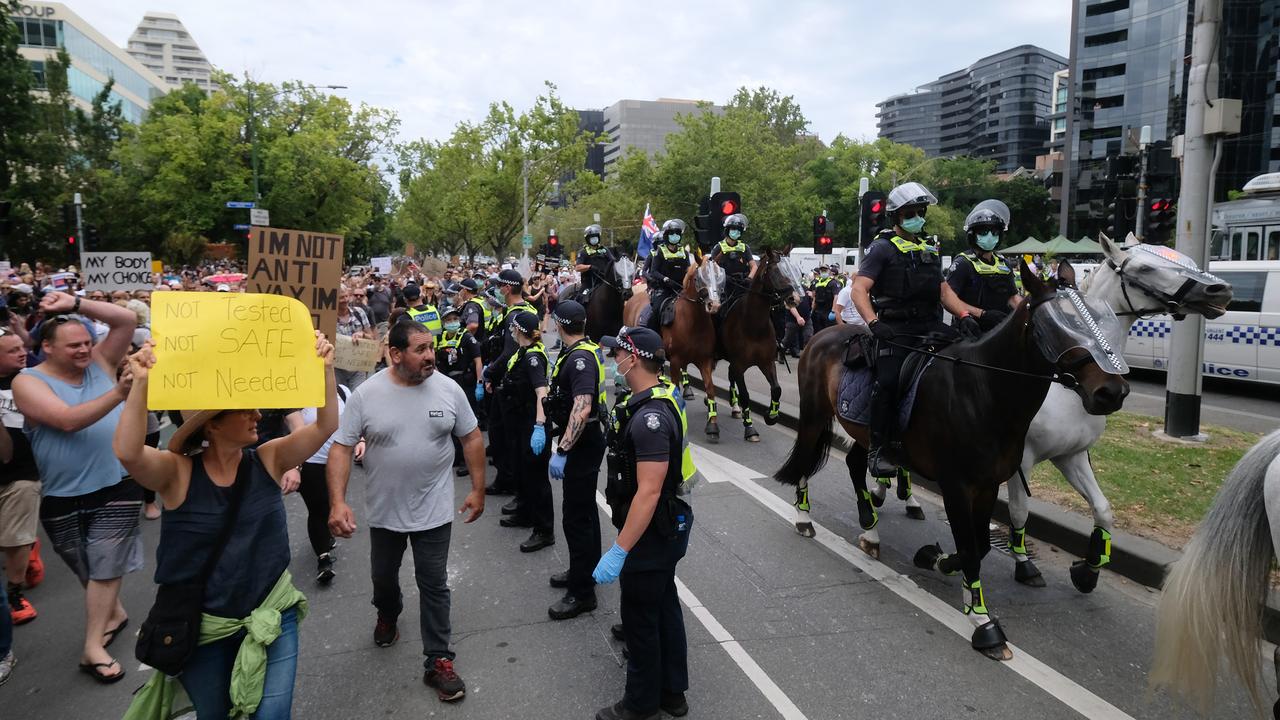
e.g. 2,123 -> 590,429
0,581 -> 11,658
179,607 -> 299,719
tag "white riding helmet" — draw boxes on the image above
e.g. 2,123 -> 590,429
885,182 -> 938,214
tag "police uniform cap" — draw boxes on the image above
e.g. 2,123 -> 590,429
459,278 -> 480,292
553,300 -> 586,325
601,326 -> 664,360
441,305 -> 461,318
403,284 -> 421,300
497,269 -> 524,286
511,310 -> 539,334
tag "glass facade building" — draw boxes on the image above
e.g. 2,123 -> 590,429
11,2 -> 168,124
876,45 -> 1067,173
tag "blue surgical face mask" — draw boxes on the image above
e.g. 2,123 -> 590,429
444,321 -> 461,332
901,216 -> 926,235
667,234 -> 681,245
589,236 -> 600,245
975,232 -> 1000,252
728,229 -> 742,241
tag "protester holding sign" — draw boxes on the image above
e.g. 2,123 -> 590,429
10,290 -> 139,684
335,286 -> 374,390
115,332 -> 337,720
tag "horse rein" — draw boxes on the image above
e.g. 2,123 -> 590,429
1105,256 -> 1192,321
877,336 -> 1081,389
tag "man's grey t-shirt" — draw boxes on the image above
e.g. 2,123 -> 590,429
336,368 -> 478,533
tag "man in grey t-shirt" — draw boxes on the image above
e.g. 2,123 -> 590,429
327,318 -> 486,703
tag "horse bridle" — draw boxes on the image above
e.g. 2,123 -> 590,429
1104,256 -> 1193,320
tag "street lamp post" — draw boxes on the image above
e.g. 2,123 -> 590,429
246,79 -> 348,200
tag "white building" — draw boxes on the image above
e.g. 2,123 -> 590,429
126,11 -> 217,92
601,98 -> 721,175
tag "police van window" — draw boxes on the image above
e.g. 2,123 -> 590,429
1215,271 -> 1265,312
1267,228 -> 1280,260
1231,230 -> 1245,260
1211,230 -> 1230,261
1247,229 -> 1262,261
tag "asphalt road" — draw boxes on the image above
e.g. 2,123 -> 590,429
2,401 -> 1267,719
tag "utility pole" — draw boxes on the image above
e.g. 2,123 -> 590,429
73,192 -> 84,263
521,158 -> 530,276
1058,0 -> 1080,237
857,176 -> 869,266
1134,125 -> 1151,241
1164,0 -> 1221,439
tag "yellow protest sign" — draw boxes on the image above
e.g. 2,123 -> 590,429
148,293 -> 324,410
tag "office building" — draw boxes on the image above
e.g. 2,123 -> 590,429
1060,0 -> 1280,236
876,45 -> 1066,173
578,109 -> 606,178
602,98 -> 721,175
11,1 -> 168,123
126,11 -> 217,92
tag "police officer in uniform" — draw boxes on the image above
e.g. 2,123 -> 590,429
852,182 -> 979,478
482,270 -> 537,498
495,310 -> 555,552
709,213 -> 757,302
811,264 -> 842,333
403,284 -> 443,337
947,200 -> 1019,334
575,224 -> 616,303
642,219 -> 691,333
593,327 -> 693,720
544,300 -> 608,620
437,307 -> 483,476
456,278 -> 489,343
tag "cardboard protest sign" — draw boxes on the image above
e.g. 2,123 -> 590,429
82,252 -> 153,292
370,256 -> 392,275
247,227 -> 343,339
334,334 -> 380,373
148,293 -> 324,410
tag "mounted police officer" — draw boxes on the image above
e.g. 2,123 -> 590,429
481,269 -> 537,498
947,200 -> 1019,334
642,219 -> 691,333
496,310 -> 555,553
575,224 -> 616,304
543,300 -> 608,620
851,182 -> 980,478
593,327 -> 693,720
811,264 -> 842,333
710,213 -> 757,302
403,284 -> 443,337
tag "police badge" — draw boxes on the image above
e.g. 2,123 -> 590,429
645,412 -> 661,431
575,358 -> 586,371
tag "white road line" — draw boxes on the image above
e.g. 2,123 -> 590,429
593,491 -> 809,720
690,445 -> 1136,720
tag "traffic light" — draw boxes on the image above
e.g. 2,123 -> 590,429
66,235 -> 77,264
85,224 -> 100,250
860,191 -> 887,247
1146,198 -> 1175,245
1106,197 -> 1134,240
546,230 -> 561,259
708,191 -> 741,245
813,215 -> 834,254
693,196 -> 714,252
59,203 -> 74,230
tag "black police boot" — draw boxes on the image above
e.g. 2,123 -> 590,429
549,570 -> 569,588
595,701 -> 660,720
866,384 -> 899,479
867,430 -> 898,479
500,499 -> 520,515
660,691 -> 689,717
519,529 -> 555,553
548,593 -> 597,620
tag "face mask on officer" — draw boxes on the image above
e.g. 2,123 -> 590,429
975,232 -> 1000,252
900,214 -> 926,235
615,351 -> 636,388
819,269 -> 829,277
728,229 -> 742,242
589,235 -> 600,246
444,321 -> 461,332
667,233 -> 681,245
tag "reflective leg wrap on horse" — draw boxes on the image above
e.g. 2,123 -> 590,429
856,488 -> 879,530
871,479 -> 889,507
765,384 -> 781,425
795,484 -> 811,512
795,478 -> 815,538
1069,527 -> 1111,594
705,397 -> 718,420
1010,526 -> 1046,587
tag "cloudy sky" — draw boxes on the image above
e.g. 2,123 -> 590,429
76,0 -> 1071,145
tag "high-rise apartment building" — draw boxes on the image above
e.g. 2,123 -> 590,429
126,11 -> 217,92
601,99 -> 721,175
876,46 -> 1067,173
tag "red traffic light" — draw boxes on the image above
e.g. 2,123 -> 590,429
870,200 -> 883,214
820,236 -> 832,246
549,235 -> 559,246
68,236 -> 76,245
720,200 -> 738,215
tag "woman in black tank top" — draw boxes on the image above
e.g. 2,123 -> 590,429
113,332 -> 339,719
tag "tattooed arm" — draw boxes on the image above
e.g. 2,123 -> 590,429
557,394 -> 594,452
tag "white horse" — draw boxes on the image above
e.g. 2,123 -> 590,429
1151,430 -> 1280,718
1005,234 -> 1231,592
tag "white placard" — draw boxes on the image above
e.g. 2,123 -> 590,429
82,252 -> 153,292
250,208 -> 270,226
371,256 -> 392,275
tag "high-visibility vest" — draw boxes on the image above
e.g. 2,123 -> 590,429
551,338 -> 607,409
407,304 -> 442,336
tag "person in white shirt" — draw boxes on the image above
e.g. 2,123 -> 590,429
833,281 -> 866,326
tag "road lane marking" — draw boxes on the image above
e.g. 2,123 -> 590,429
594,491 -> 809,720
690,443 -> 1137,720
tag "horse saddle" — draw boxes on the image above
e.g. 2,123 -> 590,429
659,297 -> 676,326
836,360 -> 931,429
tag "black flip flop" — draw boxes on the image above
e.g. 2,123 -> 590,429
103,618 -> 128,648
78,658 -> 125,684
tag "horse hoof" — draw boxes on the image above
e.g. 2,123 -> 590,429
731,409 -> 742,419
764,414 -> 779,427
744,428 -> 760,442
913,543 -> 944,571
971,620 -> 1011,660
858,537 -> 880,559
1014,560 -> 1046,587
1069,560 -> 1100,594
795,522 -> 815,538
705,431 -> 719,444
904,505 -> 926,521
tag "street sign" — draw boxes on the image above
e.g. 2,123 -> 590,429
250,208 -> 270,226
226,201 -> 255,209
521,233 -> 533,249
233,223 -> 251,230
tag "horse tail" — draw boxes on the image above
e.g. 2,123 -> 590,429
1151,429 -> 1280,715
773,346 -> 836,486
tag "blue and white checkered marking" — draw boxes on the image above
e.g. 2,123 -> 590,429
1129,320 -> 1171,338
1224,325 -> 1280,346
1132,321 -> 1280,345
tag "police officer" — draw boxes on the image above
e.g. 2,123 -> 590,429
709,213 -> 757,302
851,182 -> 979,478
811,264 -> 842,333
455,278 -> 489,344
544,300 -> 608,620
575,224 -> 615,303
481,269 -> 536,497
947,200 -> 1019,334
436,306 -> 483,477
496,310 -> 555,553
593,327 -> 693,720
403,284 -> 443,337
642,219 -> 691,332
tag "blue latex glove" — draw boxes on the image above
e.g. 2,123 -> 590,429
549,451 -> 568,480
474,384 -> 484,401
530,425 -> 547,454
592,543 -> 628,584
827,311 -> 836,322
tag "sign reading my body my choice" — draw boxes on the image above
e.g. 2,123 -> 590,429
247,226 -> 343,340
82,252 -> 153,292
149,293 -> 324,410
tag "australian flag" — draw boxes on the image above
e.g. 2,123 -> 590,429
637,204 -> 659,259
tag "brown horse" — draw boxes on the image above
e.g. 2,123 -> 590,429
716,249 -> 803,441
773,261 -> 1129,661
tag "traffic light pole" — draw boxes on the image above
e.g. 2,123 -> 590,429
1163,0 -> 1221,440
73,192 -> 84,265
1134,126 -> 1151,241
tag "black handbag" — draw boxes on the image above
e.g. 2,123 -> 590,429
135,455 -> 250,676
